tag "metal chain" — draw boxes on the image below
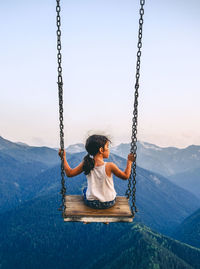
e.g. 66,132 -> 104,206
56,0 -> 66,216
125,0 -> 145,217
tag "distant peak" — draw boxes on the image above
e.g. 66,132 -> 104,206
138,141 -> 162,150
0,136 -> 12,143
66,143 -> 85,153
0,136 -> 30,149
16,142 -> 29,146
186,144 -> 200,150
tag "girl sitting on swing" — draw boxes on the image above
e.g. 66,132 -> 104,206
59,134 -> 135,213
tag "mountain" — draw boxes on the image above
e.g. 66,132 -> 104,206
89,223 -> 200,269
0,151 -> 48,212
66,143 -> 85,153
0,136 -> 60,166
0,136 -> 66,212
172,208 -> 200,249
1,137 -> 200,268
0,194 -> 199,269
111,141 -> 200,177
132,166 -> 200,235
169,168 -> 200,198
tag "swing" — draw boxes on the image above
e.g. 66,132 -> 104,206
56,0 -> 145,223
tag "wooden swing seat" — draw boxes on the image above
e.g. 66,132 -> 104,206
63,195 -> 134,223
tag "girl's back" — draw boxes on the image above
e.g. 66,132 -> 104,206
86,162 -> 116,202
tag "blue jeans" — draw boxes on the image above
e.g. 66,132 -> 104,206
83,187 -> 116,209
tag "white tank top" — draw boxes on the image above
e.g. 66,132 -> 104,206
86,162 -> 117,202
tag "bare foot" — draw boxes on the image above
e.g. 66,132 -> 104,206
103,222 -> 109,225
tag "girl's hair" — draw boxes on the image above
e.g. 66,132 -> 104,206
82,134 -> 111,175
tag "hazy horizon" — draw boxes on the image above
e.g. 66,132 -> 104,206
1,134 -> 200,150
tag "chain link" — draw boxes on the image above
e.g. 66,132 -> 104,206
56,0 -> 66,216
125,0 -> 145,217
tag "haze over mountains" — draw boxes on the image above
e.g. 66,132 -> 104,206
169,168 -> 200,198
0,136 -> 200,268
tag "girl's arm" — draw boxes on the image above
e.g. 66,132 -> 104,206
110,153 -> 135,180
59,149 -> 83,177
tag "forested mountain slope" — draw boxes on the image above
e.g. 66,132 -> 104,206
0,194 -> 199,269
172,208 -> 200,249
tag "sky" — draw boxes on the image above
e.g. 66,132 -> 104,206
1,0 -> 200,148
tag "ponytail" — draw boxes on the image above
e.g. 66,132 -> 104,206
83,134 -> 111,175
83,154 -> 95,175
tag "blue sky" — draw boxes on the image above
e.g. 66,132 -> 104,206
1,0 -> 200,148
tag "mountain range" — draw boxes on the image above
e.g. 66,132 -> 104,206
1,136 -> 200,268
67,141 -> 200,176
0,136 -> 60,166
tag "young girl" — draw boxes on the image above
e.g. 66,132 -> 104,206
59,134 -> 135,216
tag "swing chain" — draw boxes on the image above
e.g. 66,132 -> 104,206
126,0 -> 145,217
56,0 -> 66,216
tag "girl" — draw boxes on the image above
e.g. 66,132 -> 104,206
59,134 -> 134,223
